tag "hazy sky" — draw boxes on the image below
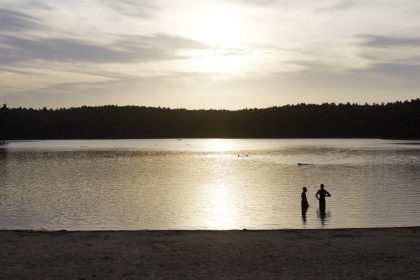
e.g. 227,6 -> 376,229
1,0 -> 420,109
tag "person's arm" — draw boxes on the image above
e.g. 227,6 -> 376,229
326,190 -> 331,197
316,190 -> 320,200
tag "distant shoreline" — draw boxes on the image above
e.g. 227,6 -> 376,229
4,99 -> 420,140
1,227 -> 419,279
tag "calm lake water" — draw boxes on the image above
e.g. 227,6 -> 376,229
1,139 -> 420,230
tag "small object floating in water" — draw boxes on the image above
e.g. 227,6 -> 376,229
237,154 -> 250,157
298,163 -> 313,166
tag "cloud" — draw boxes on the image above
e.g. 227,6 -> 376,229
359,34 -> 420,48
0,34 -> 208,64
0,8 -> 43,31
354,62 -> 420,77
102,0 -> 157,17
226,0 -> 279,6
317,0 -> 358,12
241,0 -> 278,5
353,33 -> 420,77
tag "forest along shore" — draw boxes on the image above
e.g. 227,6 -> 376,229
1,227 -> 419,279
4,99 -> 420,140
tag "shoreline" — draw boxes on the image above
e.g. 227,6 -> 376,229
1,225 -> 420,232
1,227 -> 419,279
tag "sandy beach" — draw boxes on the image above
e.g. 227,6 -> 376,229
1,227 -> 419,279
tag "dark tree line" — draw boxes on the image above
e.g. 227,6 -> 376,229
0,104 -> 7,143
3,99 -> 420,140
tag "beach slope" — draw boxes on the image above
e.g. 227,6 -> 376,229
1,227 -> 419,279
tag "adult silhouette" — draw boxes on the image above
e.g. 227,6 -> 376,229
301,187 -> 309,211
316,184 -> 331,214
301,187 -> 309,224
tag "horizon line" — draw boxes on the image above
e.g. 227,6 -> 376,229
3,98 -> 419,111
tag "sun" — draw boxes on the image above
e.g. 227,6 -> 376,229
185,5 -> 251,73
190,5 -> 245,48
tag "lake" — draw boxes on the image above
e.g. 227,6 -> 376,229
1,139 -> 420,230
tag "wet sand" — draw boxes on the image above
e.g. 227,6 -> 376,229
1,227 -> 419,280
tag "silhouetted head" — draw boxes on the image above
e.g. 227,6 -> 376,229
320,184 -> 325,189
302,187 -> 307,192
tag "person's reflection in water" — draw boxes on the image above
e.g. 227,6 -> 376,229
301,208 -> 308,224
317,209 -> 331,226
301,187 -> 309,224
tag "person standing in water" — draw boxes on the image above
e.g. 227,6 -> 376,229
301,187 -> 309,210
301,187 -> 309,223
316,184 -> 331,213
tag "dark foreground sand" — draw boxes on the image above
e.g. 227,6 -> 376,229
1,227 -> 420,280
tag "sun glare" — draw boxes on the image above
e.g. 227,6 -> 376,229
185,4 -> 251,74
191,6 -> 244,48
208,184 -> 234,229
204,139 -> 232,151
189,49 -> 248,73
